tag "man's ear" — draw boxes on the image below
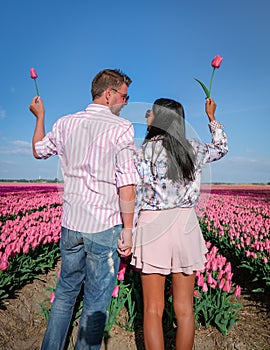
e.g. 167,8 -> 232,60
104,88 -> 111,105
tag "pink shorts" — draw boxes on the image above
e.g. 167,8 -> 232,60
131,207 -> 207,275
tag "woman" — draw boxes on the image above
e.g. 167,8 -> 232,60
131,97 -> 228,350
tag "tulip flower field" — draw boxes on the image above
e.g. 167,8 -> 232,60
196,185 -> 270,292
0,184 -> 63,299
1,183 -> 269,337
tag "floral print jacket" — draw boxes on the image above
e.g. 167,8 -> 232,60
135,122 -> 228,211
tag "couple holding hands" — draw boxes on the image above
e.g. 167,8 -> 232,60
29,68 -> 228,350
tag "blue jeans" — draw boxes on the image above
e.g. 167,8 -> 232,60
41,225 -> 122,350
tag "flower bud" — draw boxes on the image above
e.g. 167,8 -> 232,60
30,68 -> 38,79
112,285 -> 120,298
50,292 -> 55,303
211,55 -> 223,69
234,285 -> 241,297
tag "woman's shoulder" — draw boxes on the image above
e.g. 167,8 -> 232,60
136,138 -> 165,160
139,138 -> 163,150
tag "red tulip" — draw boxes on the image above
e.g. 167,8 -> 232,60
30,68 -> 38,79
211,55 -> 223,69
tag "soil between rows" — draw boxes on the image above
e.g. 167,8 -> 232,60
0,261 -> 269,350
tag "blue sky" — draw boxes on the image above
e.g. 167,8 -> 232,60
0,0 -> 269,183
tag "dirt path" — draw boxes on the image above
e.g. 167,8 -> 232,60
0,264 -> 269,350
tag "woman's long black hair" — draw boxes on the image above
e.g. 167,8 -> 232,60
144,98 -> 195,182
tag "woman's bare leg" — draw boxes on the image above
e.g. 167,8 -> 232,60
141,273 -> 166,350
172,272 -> 196,350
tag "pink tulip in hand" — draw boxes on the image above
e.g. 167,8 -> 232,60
30,68 -> 38,79
194,55 -> 223,98
30,67 -> 40,96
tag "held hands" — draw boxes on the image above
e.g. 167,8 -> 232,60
29,96 -> 45,119
117,228 -> 133,257
205,97 -> 216,122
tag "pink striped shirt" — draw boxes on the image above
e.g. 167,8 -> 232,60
35,104 -> 136,233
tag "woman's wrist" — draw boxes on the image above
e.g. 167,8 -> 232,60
208,119 -> 224,131
207,113 -> 215,121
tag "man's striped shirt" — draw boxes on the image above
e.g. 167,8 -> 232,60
35,104 -> 136,233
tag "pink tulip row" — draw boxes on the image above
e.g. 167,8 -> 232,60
110,244 -> 241,299
50,245 -> 241,302
196,192 -> 270,262
196,242 -> 241,296
50,262 -> 128,302
48,247 -> 241,300
0,188 -> 62,217
2,184 -> 267,301
0,206 -> 62,270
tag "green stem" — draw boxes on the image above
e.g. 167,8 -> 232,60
34,79 -> 40,96
208,68 -> 215,97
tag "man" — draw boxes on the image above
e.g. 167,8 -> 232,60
29,69 -> 136,350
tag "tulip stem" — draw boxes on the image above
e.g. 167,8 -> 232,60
34,79 -> 40,96
208,68 -> 215,97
